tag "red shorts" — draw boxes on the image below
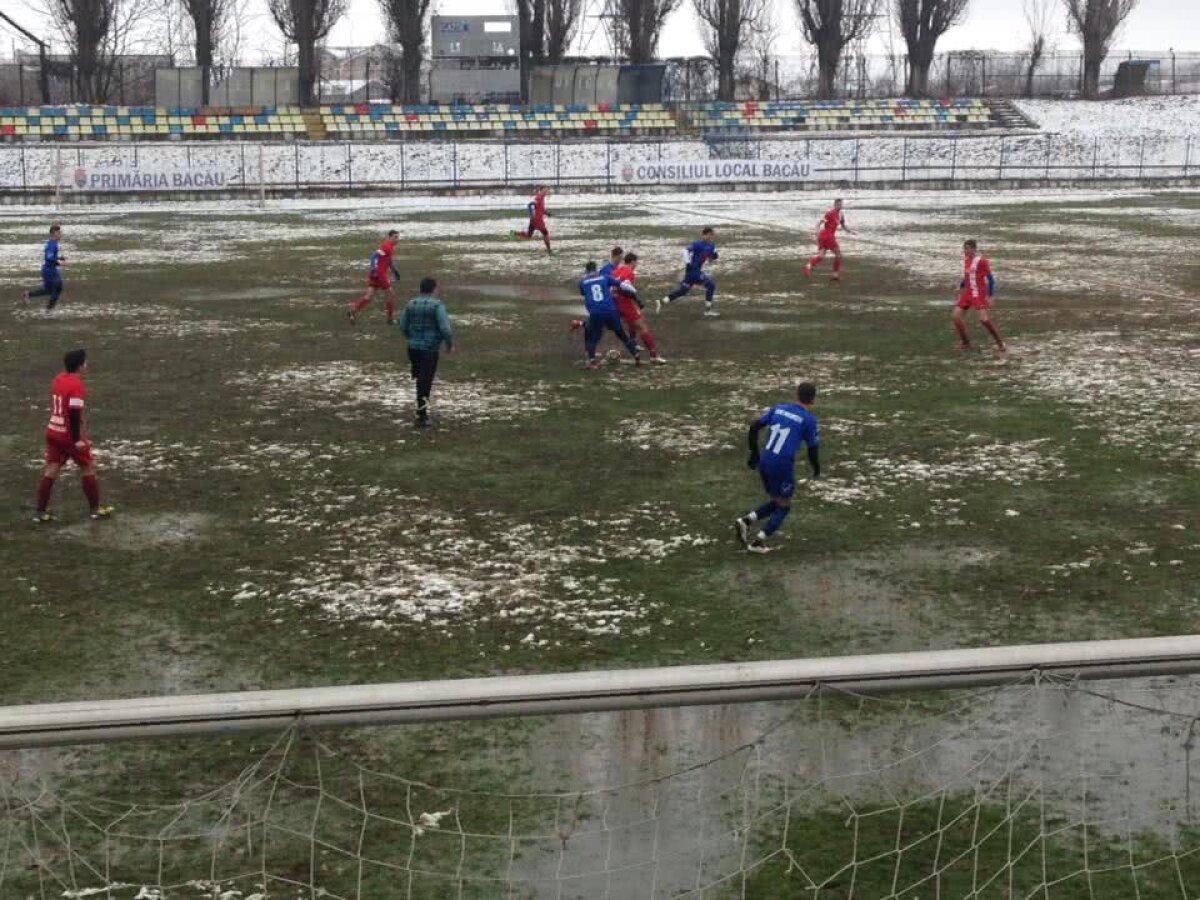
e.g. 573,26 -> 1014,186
367,273 -> 391,291
45,435 -> 93,468
957,292 -> 989,311
818,233 -> 839,252
616,295 -> 642,325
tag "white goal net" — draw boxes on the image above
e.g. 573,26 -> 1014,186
4,672 -> 1200,899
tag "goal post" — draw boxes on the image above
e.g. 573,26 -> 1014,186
5,637 -> 1200,899
4,634 -> 1200,749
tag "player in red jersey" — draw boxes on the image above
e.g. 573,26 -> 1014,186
348,230 -> 400,325
805,198 -> 856,281
612,252 -> 666,365
511,186 -> 553,254
34,348 -> 113,523
953,239 -> 1006,354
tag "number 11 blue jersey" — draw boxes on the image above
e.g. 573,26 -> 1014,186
757,403 -> 819,464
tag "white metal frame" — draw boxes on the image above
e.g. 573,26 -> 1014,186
3,635 -> 1200,749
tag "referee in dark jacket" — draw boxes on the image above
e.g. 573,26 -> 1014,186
399,277 -> 454,427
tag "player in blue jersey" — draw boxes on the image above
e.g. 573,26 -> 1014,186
658,227 -> 720,318
599,245 -> 623,279
571,246 -> 624,334
23,224 -> 66,311
735,382 -> 821,554
578,261 -> 640,369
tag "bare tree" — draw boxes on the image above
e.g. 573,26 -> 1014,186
545,0 -> 584,62
795,0 -> 879,99
604,0 -> 682,63
1022,0 -> 1053,97
181,0 -> 236,103
895,0 -> 969,96
268,0 -> 346,106
1063,0 -> 1137,99
513,0 -> 546,100
378,0 -> 430,103
745,9 -> 776,100
44,0 -> 150,102
693,0 -> 768,101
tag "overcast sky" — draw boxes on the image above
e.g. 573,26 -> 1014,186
1,0 -> 1196,63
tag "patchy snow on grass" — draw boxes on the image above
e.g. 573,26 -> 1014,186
233,361 -> 566,423
84,437 -> 373,478
808,439 -> 1067,511
126,318 -> 297,338
12,301 -> 177,321
1001,330 -> 1200,467
609,412 -> 736,455
219,496 -> 712,642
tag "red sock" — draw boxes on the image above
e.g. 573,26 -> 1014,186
543,235 -> 552,252
36,477 -> 54,513
82,474 -> 100,510
385,298 -> 396,320
808,255 -> 822,269
832,257 -> 842,274
982,320 -> 1004,346
642,329 -> 659,357
954,320 -> 970,345
351,296 -> 372,313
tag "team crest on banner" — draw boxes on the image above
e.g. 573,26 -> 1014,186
621,165 -> 634,182
73,168 -> 87,188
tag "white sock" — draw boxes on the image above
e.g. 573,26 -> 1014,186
756,531 -> 768,542
744,512 -> 758,523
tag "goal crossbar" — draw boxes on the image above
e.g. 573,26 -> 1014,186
4,634 -> 1200,749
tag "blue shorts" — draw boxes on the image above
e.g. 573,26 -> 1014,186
759,461 -> 795,500
683,271 -> 714,288
586,308 -> 623,333
42,270 -> 62,291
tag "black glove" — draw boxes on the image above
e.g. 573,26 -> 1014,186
747,452 -> 760,470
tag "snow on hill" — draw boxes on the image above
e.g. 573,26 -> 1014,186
1017,95 -> 1200,137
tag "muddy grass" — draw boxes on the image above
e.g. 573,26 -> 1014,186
1,189 -> 1199,897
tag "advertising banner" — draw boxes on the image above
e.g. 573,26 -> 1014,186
60,161 -> 232,192
615,159 -> 813,185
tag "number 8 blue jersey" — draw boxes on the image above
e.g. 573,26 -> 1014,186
756,403 -> 819,464
579,273 -> 620,315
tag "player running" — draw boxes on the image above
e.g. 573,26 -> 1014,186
578,261 -> 639,369
613,252 -> 666,365
348,230 -> 401,326
658,227 -> 720,317
735,382 -> 820,554
953,239 -> 1006,355
23,224 -> 66,311
511,186 -> 553,255
34,348 -> 113,523
805,199 -> 856,281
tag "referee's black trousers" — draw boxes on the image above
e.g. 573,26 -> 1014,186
408,348 -> 440,417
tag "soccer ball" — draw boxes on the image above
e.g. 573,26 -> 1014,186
606,349 -> 623,364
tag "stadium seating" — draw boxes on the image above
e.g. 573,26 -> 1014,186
0,99 -> 1000,141
689,98 -> 995,133
0,105 -> 307,140
320,102 -> 678,138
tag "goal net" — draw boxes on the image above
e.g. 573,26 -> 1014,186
3,671 -> 1200,898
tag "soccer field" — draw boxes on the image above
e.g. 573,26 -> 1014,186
2,188 -> 1199,896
